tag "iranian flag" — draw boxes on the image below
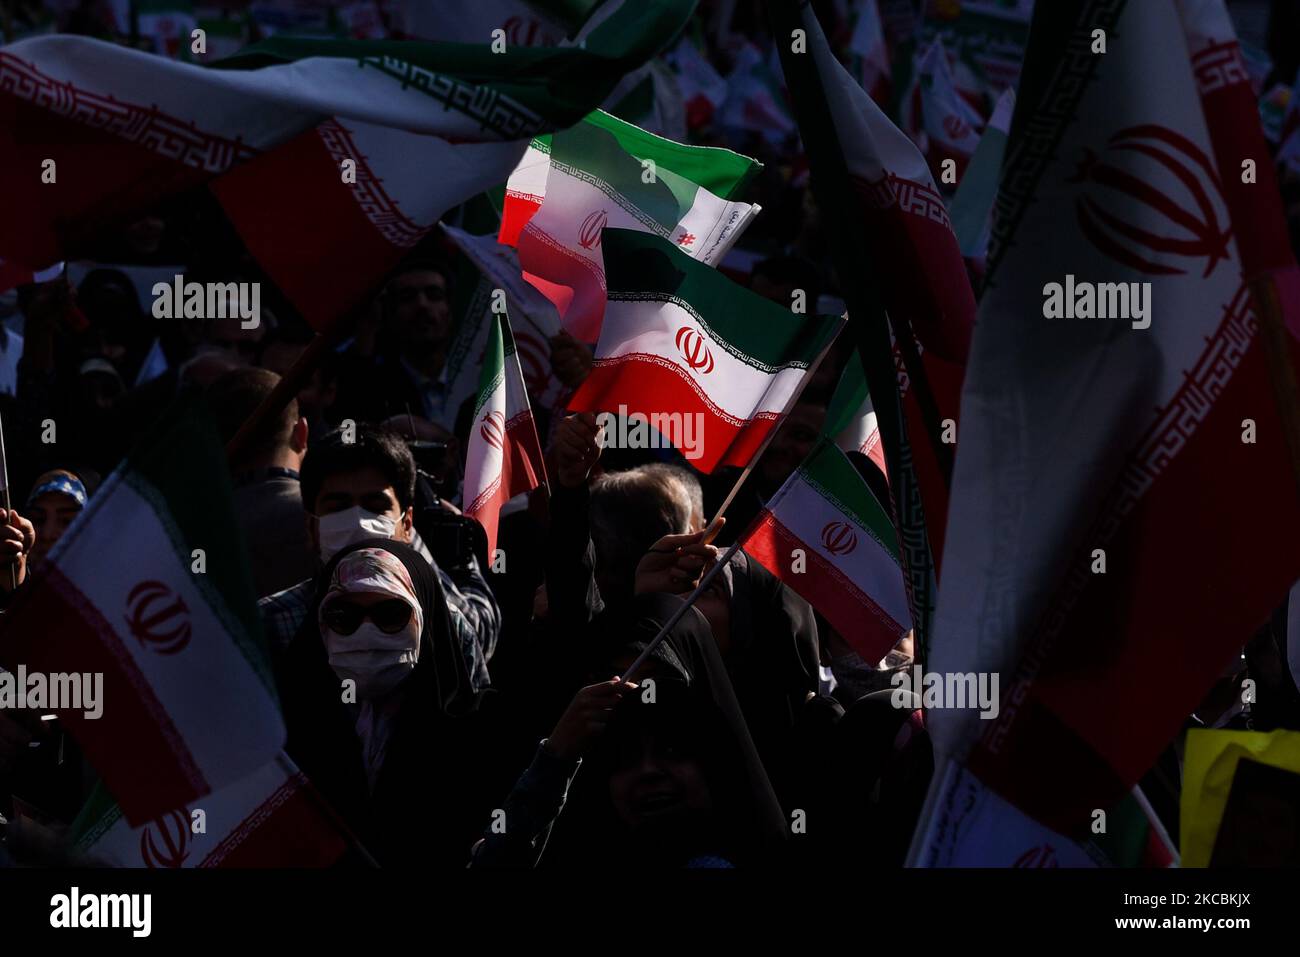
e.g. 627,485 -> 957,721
915,37 -> 985,180
826,357 -> 886,479
464,311 -> 548,556
72,753 -> 352,868
499,109 -> 761,342
914,761 -> 1177,868
949,86 -> 1016,277
0,0 -> 694,330
0,401 -> 285,825
741,438 -> 910,664
568,229 -> 841,473
919,0 -> 1300,841
772,0 -> 975,654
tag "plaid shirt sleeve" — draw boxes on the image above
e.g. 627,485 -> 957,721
258,579 -> 314,655
437,553 -> 499,692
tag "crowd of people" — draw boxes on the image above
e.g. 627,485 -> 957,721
0,0 -> 1298,869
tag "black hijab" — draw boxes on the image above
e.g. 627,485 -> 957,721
542,594 -> 789,867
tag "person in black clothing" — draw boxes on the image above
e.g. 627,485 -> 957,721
275,538 -> 526,867
471,593 -> 789,868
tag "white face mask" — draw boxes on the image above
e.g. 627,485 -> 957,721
325,621 -> 420,700
317,506 -> 398,562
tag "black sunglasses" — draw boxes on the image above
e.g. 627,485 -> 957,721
321,598 -> 413,636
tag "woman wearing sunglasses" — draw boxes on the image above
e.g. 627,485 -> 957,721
274,538 -> 525,867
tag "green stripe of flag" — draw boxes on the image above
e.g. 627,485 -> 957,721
602,229 -> 841,369
799,439 -> 899,557
208,0 -> 696,135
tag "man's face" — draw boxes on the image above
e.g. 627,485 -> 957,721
25,491 -> 82,569
390,269 -> 451,356
309,466 -> 413,551
759,402 -> 826,486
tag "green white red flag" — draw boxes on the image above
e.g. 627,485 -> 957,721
569,229 -> 840,473
0,402 -> 285,825
826,357 -> 886,478
949,86 -> 1015,277
915,37 -> 985,179
499,109 -> 761,342
0,0 -> 695,330
72,753 -> 351,868
741,438 -> 910,664
463,311 -> 548,556
918,0 -> 1300,849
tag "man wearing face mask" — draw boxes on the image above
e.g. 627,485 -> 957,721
259,424 -> 500,690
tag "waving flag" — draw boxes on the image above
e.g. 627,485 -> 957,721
949,87 -> 1015,277
569,229 -> 841,473
500,109 -> 761,342
0,401 -> 284,825
826,357 -> 886,478
73,753 -> 351,868
773,0 -> 975,656
915,37 -> 985,180
0,0 -> 695,330
917,0 -> 1300,849
741,438 -> 909,663
464,311 -> 548,556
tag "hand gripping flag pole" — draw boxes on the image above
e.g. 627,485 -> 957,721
0,409 -> 15,592
625,320 -> 843,680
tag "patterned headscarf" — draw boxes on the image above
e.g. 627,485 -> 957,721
318,546 -> 424,641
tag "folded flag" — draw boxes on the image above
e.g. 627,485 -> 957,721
72,753 -> 351,868
0,401 -> 284,825
0,0 -> 694,330
500,109 -> 761,342
464,310 -> 548,557
741,438 -> 909,664
568,229 -> 841,473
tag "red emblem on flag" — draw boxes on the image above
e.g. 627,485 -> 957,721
942,114 -> 969,140
480,410 -> 506,451
1070,124 -> 1231,277
140,809 -> 191,868
675,326 -> 714,374
578,210 -> 608,250
1012,843 -> 1060,868
820,521 -> 858,556
125,581 -> 192,655
676,232 -> 696,247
